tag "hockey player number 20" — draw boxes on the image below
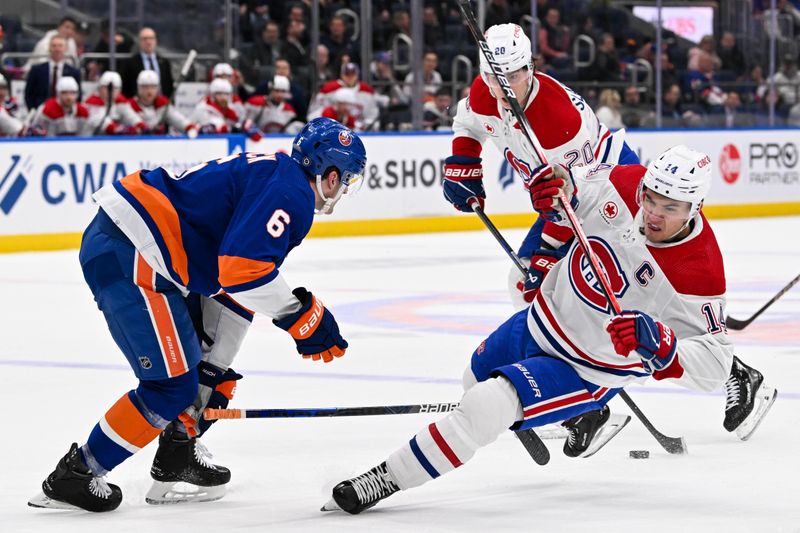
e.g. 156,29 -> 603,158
266,209 -> 291,237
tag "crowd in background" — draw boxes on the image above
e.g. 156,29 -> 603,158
1,0 -> 800,138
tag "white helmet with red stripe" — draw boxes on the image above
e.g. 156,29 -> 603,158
640,145 -> 712,218
479,24 -> 533,78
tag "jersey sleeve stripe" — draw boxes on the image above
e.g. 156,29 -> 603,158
218,256 -> 276,289
452,136 -> 483,158
118,171 -> 190,286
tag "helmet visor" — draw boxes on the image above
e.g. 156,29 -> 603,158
341,169 -> 365,194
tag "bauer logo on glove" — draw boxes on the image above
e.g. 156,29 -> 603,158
273,287 -> 348,363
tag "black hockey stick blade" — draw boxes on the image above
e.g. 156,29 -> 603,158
619,391 -> 687,454
725,272 -> 800,330
515,428 -> 550,465
204,402 -> 460,420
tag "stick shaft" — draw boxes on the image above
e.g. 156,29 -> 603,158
204,403 -> 459,420
726,272 -> 800,330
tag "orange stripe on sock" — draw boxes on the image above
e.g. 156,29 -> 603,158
119,171 -> 189,286
105,393 -> 161,450
218,255 -> 275,288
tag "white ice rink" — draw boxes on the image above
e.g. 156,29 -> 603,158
2,216 -> 799,532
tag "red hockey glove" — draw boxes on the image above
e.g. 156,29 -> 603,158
515,248 -> 565,302
528,163 -> 577,222
606,310 -> 678,373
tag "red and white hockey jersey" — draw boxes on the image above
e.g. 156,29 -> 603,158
189,96 -> 241,133
129,94 -> 193,134
29,97 -> 91,136
529,163 -> 733,392
244,95 -> 300,133
312,80 -> 379,130
0,106 -> 23,136
452,73 -> 621,181
84,93 -> 144,134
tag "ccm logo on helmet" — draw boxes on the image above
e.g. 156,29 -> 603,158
568,237 -> 629,314
698,155 -> 711,168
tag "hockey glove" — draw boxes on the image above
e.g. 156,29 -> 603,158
516,247 -> 565,303
443,155 -> 485,212
178,360 -> 243,438
273,287 -> 348,363
606,310 -> 678,373
528,163 -> 578,223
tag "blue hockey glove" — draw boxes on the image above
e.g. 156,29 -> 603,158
516,247 -> 566,303
606,310 -> 678,372
443,155 -> 485,212
528,163 -> 578,222
273,287 -> 348,363
178,360 -> 243,438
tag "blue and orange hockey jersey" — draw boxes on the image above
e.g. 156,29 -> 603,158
93,151 -> 315,318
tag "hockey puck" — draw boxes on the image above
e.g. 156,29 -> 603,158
629,450 -> 649,459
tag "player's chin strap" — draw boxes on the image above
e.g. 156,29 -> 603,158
315,173 -> 346,215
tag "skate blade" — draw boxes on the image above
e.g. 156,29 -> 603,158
28,491 -> 82,511
320,498 -> 341,512
145,481 -> 226,505
736,385 -> 777,441
582,414 -> 631,458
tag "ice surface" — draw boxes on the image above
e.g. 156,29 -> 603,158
2,217 -> 798,532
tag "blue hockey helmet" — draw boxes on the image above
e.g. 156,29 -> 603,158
291,117 -> 367,214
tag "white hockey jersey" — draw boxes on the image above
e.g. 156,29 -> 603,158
189,96 -> 241,133
529,163 -> 733,392
244,95 -> 301,133
29,97 -> 91,136
129,94 -> 193,134
0,106 -> 23,136
85,93 -> 144,134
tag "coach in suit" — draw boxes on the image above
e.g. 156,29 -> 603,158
24,35 -> 81,111
120,27 -> 173,98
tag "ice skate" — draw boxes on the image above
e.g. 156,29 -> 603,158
146,423 -> 229,504
28,443 -> 122,512
321,462 -> 399,514
562,406 -> 630,458
724,356 -> 777,441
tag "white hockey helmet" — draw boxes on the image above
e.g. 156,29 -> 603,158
212,62 -> 234,78
56,76 -> 79,93
208,78 -> 233,95
137,69 -> 160,87
479,24 -> 533,77
271,75 -> 291,93
640,145 -> 712,218
98,71 -> 122,89
333,87 -> 356,105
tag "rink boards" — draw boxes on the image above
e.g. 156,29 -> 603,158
1,129 -> 799,252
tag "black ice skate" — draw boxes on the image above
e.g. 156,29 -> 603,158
321,462 -> 400,514
28,443 -> 122,512
146,423 -> 230,504
724,356 -> 777,441
562,405 -> 630,458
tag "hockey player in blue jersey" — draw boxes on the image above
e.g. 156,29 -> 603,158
28,117 -> 367,512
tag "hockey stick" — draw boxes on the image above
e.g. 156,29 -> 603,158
457,0 -> 684,455
157,49 -> 197,132
204,403 -> 459,420
725,272 -> 800,330
91,81 -> 115,135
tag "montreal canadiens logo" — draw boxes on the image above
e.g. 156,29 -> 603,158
568,237 -> 629,314
338,130 -> 353,146
719,144 -> 741,184
602,202 -> 618,219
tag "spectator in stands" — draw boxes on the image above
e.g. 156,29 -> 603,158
485,0 -> 512,31
422,87 -> 453,131
717,32 -> 746,79
620,86 -> 650,128
245,75 -> 303,133
121,27 -> 174,99
239,0 -> 271,44
788,100 -> 800,126
687,35 -> 722,71
283,19 -> 309,69
242,20 -> 280,84
538,8 -> 570,68
423,6 -> 443,47
130,69 -> 196,136
24,35 -> 81,111
403,51 -> 443,102
28,76 -> 90,136
89,18 -> 134,81
190,78 -> 242,134
318,87 -> 357,129
316,45 -> 336,86
581,32 -> 620,82
321,15 -> 357,67
684,52 -> 726,109
312,62 -> 378,131
86,71 -> 144,135
709,91 -> 756,128
0,75 -> 23,136
740,64 -> 769,106
24,16 -> 79,71
595,89 -> 624,129
370,51 -> 408,130
656,83 -> 702,128
773,54 -> 800,108
762,0 -> 800,45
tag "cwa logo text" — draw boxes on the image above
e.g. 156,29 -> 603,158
0,154 -> 128,215
748,142 -> 798,185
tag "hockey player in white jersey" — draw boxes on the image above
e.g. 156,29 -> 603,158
130,70 -> 197,136
86,71 -> 145,135
325,145 -> 777,515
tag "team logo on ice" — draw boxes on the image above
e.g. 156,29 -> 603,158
602,201 -> 618,219
338,130 -> 353,146
567,236 -> 629,314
